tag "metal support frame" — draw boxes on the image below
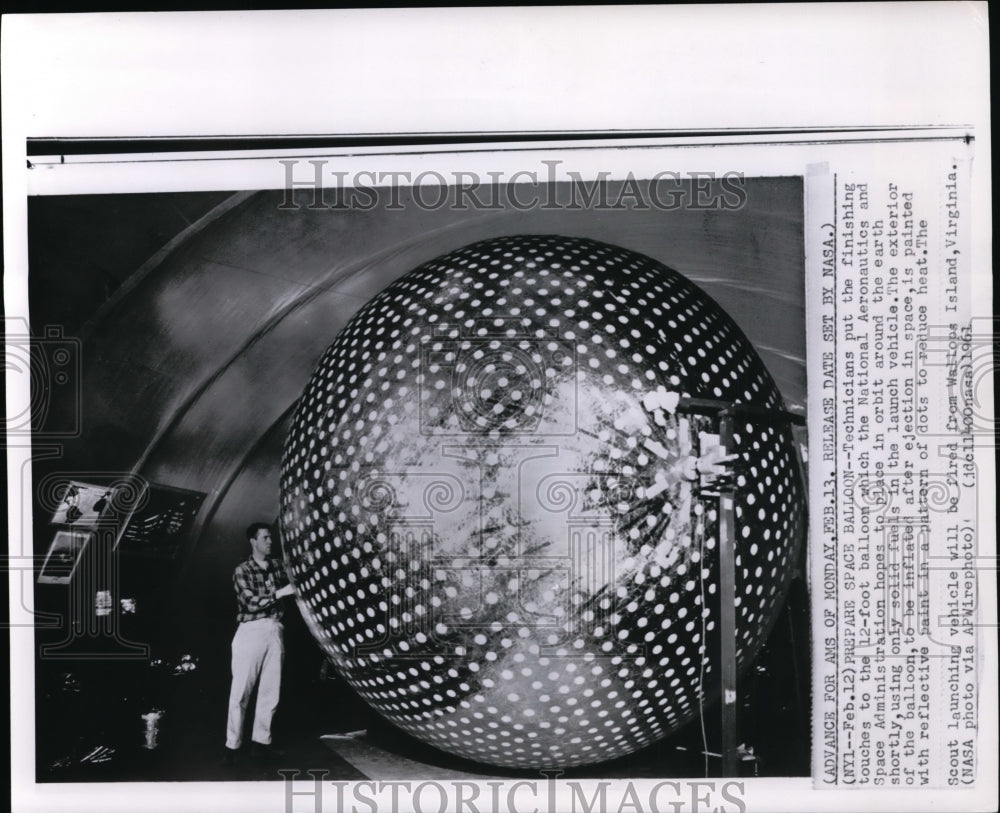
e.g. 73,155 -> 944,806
676,397 -> 804,777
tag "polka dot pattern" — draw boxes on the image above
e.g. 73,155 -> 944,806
280,235 -> 805,768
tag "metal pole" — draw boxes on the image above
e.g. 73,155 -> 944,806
718,412 -> 739,776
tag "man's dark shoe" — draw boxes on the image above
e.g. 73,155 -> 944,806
250,741 -> 284,761
220,746 -> 239,766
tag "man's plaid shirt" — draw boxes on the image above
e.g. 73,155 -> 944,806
233,556 -> 289,623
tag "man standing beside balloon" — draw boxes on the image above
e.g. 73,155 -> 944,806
222,522 -> 295,764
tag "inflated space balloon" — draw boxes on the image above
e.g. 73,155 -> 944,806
280,235 -> 805,768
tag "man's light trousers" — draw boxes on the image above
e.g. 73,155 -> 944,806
226,617 -> 283,748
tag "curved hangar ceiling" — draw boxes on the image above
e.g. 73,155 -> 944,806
37,180 -> 805,607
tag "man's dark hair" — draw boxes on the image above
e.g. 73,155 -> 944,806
246,522 -> 271,541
